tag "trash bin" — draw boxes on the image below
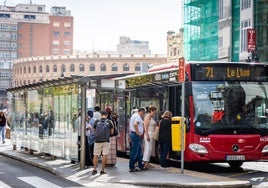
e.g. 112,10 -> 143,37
171,116 -> 185,151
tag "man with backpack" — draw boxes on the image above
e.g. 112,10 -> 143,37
92,111 -> 114,175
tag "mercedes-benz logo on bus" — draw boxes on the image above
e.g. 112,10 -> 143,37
232,144 -> 239,152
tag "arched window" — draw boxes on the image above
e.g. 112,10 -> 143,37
23,66 -> 26,74
28,66 -> 31,73
111,63 -> 118,72
135,63 -> 141,72
46,65 -> 49,72
53,65 -> 57,72
100,63 -> 106,71
123,63 -> 129,71
89,64 -> 95,71
33,66 -> 36,73
79,64 -> 85,71
70,64 -> 75,72
39,65 -> 43,73
173,47 -> 177,56
61,64 -> 66,73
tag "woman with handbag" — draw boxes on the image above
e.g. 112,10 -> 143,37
159,110 -> 173,168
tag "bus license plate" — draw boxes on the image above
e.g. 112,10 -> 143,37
226,155 -> 245,161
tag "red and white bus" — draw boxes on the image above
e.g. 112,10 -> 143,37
114,61 -> 268,168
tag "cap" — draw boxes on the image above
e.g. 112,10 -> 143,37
87,110 -> 94,118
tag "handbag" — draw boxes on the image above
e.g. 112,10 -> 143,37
153,126 -> 159,141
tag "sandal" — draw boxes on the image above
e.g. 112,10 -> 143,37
100,171 -> 106,175
148,163 -> 155,168
92,170 -> 97,175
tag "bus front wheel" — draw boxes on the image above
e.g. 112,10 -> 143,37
228,161 -> 243,168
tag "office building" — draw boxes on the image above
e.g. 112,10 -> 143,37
0,4 -> 73,107
183,0 -> 268,62
117,36 -> 151,55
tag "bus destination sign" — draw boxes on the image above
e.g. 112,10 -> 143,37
192,64 -> 268,81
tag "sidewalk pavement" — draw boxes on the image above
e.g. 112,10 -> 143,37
0,139 -> 252,188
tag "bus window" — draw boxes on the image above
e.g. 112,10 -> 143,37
192,81 -> 268,136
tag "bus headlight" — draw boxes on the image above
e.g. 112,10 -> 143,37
189,143 -> 208,154
262,145 -> 268,153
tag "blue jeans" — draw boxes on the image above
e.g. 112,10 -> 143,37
0,126 -> 5,143
129,132 -> 143,170
159,140 -> 170,166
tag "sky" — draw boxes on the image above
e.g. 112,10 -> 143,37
6,0 -> 182,54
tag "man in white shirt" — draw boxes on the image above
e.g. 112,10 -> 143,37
128,107 -> 146,172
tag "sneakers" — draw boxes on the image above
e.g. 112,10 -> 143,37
2,141 -> 5,144
129,168 -> 136,172
92,170 -> 97,175
129,167 -> 143,172
161,165 -> 170,169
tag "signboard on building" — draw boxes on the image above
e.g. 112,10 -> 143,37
178,58 -> 185,83
247,28 -> 256,51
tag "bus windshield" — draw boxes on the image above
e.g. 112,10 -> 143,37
192,81 -> 268,136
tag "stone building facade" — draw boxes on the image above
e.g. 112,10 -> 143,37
13,54 -> 167,87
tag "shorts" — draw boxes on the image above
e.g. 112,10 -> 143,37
93,142 -> 110,156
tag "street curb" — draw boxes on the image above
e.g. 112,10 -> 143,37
0,150 -> 252,188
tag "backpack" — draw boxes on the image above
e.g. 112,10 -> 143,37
95,119 -> 110,142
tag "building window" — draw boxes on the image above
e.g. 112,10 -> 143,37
53,31 -> 60,37
52,48 -> 59,54
0,14 -> 10,18
28,66 -> 31,73
53,65 -> 57,72
23,66 -> 26,73
64,32 -> 71,37
37,7 -> 43,12
24,15 -> 36,19
100,64 -> 106,71
70,64 -> 75,72
63,41 -> 70,46
219,36 -> 223,48
111,63 -> 118,72
79,64 -> 85,71
52,40 -> 59,46
89,64 -> 95,71
241,19 -> 251,52
33,66 -> 36,73
61,64 -> 66,73
135,64 -> 141,72
39,65 -> 43,73
63,49 -> 71,54
173,48 -> 177,56
123,63 -> 129,71
241,0 -> 251,10
64,22 -> 71,27
46,65 -> 49,72
53,22 -> 60,27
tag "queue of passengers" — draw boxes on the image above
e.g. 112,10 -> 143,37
80,104 -> 172,175
128,105 -> 173,172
